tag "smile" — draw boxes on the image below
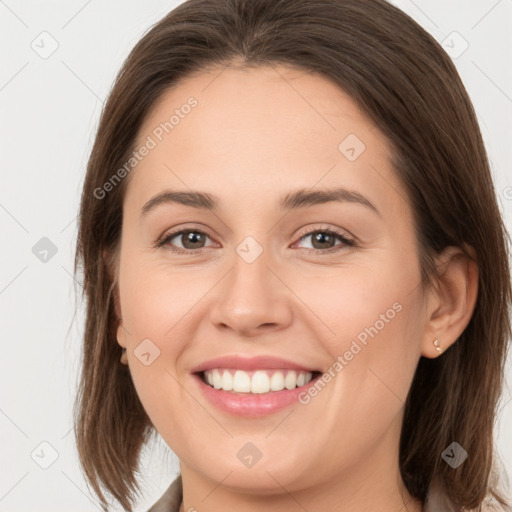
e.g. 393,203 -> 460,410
191,355 -> 323,416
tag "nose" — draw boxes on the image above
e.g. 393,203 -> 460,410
208,248 -> 293,338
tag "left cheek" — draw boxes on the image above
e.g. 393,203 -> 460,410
323,289 -> 416,374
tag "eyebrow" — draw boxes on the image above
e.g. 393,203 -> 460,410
140,187 -> 381,218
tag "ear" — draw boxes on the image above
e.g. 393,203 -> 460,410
421,245 -> 478,358
103,247 -> 125,350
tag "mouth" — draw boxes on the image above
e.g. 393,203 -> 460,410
190,355 -> 323,416
196,368 -> 322,394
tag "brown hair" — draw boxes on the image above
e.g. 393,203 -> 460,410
73,0 -> 512,510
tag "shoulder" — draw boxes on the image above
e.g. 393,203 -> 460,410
147,474 -> 182,512
425,479 -> 511,512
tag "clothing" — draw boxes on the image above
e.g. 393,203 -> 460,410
147,475 -> 182,512
146,474 -> 508,512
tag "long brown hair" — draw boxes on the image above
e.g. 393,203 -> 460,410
73,0 -> 512,510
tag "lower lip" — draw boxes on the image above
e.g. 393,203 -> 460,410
193,373 -> 320,417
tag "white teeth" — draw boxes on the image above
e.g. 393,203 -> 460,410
270,371 -> 285,391
203,369 -> 314,393
284,370 -> 297,390
233,370 -> 251,392
212,370 -> 222,389
251,371 -> 270,393
221,370 -> 233,391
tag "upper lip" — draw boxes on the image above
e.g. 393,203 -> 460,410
190,355 -> 319,373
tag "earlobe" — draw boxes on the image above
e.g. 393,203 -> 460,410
120,347 -> 128,365
421,245 -> 479,358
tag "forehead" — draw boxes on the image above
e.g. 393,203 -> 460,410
125,64 -> 408,219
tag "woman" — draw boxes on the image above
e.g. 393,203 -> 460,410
73,0 -> 512,510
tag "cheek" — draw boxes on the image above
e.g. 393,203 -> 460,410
116,250 -> 194,413
299,249 -> 423,421
118,252 -> 200,348
291,251 -> 422,357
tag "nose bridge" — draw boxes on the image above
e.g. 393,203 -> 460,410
232,236 -> 272,295
208,234 -> 292,335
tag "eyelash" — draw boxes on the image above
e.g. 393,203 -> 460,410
154,225 -> 356,256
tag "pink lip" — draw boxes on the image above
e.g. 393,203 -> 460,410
193,372 -> 321,417
190,355 -> 318,373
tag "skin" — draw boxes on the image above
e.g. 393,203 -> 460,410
113,63 -> 478,512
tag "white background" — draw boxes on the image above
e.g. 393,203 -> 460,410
1,0 -> 511,510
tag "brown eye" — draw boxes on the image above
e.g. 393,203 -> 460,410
175,231 -> 207,249
157,229 -> 214,254
295,229 -> 355,253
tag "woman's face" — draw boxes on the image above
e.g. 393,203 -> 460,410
115,64 -> 431,496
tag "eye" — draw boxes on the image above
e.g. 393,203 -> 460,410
155,225 -> 356,255
155,229 -> 216,254
292,227 -> 356,254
